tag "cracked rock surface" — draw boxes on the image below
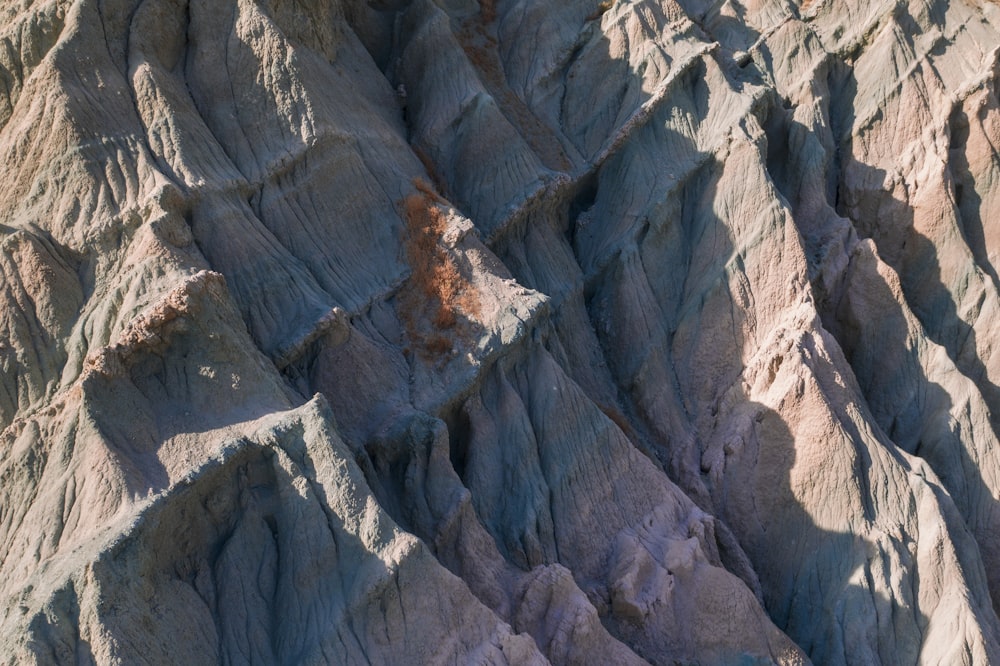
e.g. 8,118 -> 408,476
3,0 -> 1000,663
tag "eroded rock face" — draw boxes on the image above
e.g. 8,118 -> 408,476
3,0 -> 1000,663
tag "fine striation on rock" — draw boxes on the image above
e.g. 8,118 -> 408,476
3,0 -> 1000,664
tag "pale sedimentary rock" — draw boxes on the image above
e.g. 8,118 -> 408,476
3,0 -> 1000,663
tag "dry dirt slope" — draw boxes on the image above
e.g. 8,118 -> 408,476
2,0 -> 1000,663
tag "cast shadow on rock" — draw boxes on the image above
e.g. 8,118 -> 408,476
761,44 -> 1000,645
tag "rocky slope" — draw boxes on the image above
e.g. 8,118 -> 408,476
2,0 -> 1000,663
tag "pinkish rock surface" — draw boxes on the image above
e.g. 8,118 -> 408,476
3,0 -> 1000,663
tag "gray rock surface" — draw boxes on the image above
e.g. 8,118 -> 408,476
3,0 -> 1000,663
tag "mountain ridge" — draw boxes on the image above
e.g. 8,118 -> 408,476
3,0 -> 1000,663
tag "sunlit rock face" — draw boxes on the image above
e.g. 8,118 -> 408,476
3,0 -> 1000,663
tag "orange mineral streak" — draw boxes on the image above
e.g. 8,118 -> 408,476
399,180 -> 481,357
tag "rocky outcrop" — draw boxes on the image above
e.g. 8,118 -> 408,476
3,0 -> 1000,663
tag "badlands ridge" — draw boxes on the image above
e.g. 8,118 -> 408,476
3,0 -> 1000,663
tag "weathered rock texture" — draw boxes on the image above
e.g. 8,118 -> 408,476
3,0 -> 1000,663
